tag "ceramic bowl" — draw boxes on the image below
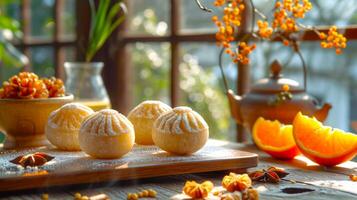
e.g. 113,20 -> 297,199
0,95 -> 73,149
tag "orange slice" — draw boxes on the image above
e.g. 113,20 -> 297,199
293,112 -> 357,166
253,117 -> 300,160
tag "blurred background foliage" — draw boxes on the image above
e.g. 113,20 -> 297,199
0,0 -> 28,77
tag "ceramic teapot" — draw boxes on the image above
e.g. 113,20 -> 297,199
224,60 -> 331,130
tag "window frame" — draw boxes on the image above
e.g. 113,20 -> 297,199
15,0 -> 76,79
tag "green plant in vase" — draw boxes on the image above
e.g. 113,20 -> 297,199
86,0 -> 126,62
65,0 -> 127,111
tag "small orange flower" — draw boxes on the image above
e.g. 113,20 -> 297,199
222,173 -> 252,192
183,180 -> 214,198
0,72 -> 49,99
42,77 -> 65,98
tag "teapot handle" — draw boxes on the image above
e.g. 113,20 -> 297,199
218,47 -> 230,93
294,42 -> 307,92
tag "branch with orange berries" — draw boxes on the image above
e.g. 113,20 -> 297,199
211,0 -> 348,65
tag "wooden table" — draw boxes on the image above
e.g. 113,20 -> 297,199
1,141 -> 356,200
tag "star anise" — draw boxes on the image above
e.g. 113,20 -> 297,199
10,152 -> 54,168
248,166 -> 289,183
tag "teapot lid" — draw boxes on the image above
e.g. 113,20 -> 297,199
251,60 -> 304,93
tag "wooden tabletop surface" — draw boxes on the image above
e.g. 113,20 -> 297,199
1,140 -> 356,200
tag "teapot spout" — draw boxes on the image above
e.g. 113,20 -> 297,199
227,89 -> 243,124
314,103 -> 332,122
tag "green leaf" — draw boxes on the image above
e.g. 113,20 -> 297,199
86,0 -> 126,62
88,0 -> 96,27
0,16 -> 20,33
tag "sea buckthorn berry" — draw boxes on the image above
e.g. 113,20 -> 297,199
273,0 -> 311,33
213,0 -> 245,47
74,192 -> 82,200
319,26 -> 347,54
319,33 -> 327,39
350,174 -> 357,182
234,42 -> 256,64
283,40 -> 290,46
80,196 -> 89,200
138,190 -> 148,197
282,84 -> 290,92
148,189 -> 157,197
41,193 -> 49,200
257,20 -> 273,39
127,193 -> 138,200
214,0 -> 225,7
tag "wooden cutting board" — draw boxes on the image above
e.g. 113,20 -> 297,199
0,139 -> 258,192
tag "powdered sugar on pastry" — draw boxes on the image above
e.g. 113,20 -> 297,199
128,100 -> 171,119
48,103 -> 94,130
81,109 -> 133,136
154,106 -> 208,134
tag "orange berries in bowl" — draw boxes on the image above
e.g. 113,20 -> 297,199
0,72 -> 66,99
253,113 -> 357,166
0,72 -> 73,149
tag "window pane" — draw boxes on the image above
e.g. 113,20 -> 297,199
250,41 -> 357,132
127,0 -> 170,36
60,0 -> 76,39
130,42 -> 170,105
30,47 -> 54,77
31,0 -> 55,39
180,0 -> 221,34
0,1 -> 22,82
64,47 -> 76,62
0,67 -> 21,83
180,43 -> 236,140
254,0 -> 357,26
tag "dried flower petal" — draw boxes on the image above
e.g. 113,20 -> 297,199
222,173 -> 252,192
183,180 -> 214,198
42,77 -> 66,97
242,187 -> 259,200
221,193 -> 241,200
